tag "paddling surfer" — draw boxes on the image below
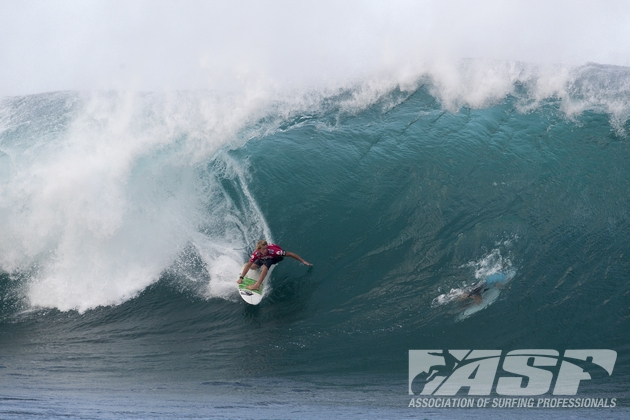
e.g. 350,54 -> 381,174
465,284 -> 486,304
237,240 -> 312,290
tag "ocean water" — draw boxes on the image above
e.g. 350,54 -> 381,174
1,62 -> 630,418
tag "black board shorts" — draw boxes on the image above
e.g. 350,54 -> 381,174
258,256 -> 284,268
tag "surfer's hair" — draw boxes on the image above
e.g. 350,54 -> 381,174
256,240 -> 268,250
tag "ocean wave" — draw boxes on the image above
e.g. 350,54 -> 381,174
0,61 -> 629,313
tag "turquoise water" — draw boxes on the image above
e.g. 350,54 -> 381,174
1,63 -> 629,418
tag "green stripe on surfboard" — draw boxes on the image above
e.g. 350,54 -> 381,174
238,278 -> 262,294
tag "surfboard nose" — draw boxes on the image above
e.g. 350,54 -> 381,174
486,270 -> 516,286
486,273 -> 506,285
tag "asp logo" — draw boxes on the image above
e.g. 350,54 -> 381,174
409,350 -> 617,396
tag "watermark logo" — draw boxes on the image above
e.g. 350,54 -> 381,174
408,349 -> 617,408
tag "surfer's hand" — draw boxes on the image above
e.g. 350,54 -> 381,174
303,261 -> 313,266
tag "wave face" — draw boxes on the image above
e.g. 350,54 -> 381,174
1,62 -> 630,414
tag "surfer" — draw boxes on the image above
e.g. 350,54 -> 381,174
237,240 -> 312,290
464,283 -> 488,304
463,273 -> 509,304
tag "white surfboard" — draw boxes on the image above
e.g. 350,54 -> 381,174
237,264 -> 263,305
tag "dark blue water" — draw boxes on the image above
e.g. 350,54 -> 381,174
1,63 -> 629,418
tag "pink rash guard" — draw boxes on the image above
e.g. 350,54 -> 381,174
249,244 -> 286,264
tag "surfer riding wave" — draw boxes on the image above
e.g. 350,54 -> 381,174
237,240 -> 312,290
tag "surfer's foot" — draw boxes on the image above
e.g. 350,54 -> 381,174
246,283 -> 262,290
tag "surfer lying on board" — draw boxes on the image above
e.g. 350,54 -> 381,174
462,272 -> 511,304
465,284 -> 487,304
237,240 -> 312,290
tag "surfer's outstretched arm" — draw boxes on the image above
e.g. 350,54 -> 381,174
286,251 -> 312,266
